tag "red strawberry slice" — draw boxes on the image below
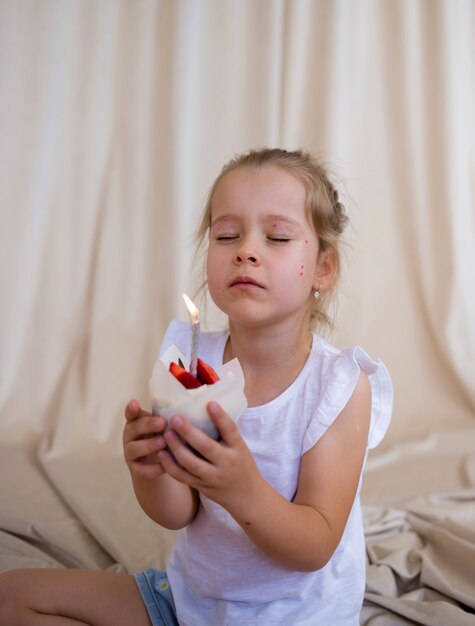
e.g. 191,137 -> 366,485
197,358 -> 220,384
169,362 -> 202,389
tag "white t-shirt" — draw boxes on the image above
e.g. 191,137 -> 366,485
161,321 -> 393,626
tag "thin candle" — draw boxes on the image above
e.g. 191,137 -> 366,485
182,293 -> 200,377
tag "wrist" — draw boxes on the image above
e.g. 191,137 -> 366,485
224,475 -> 272,527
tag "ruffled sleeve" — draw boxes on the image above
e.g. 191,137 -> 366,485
302,345 -> 393,454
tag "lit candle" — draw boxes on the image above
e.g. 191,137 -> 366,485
182,293 -> 200,377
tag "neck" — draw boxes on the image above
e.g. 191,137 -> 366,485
225,321 -> 311,366
223,319 -> 313,406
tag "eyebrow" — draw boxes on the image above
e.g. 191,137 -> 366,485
264,215 -> 302,230
210,214 -> 237,227
211,214 -> 303,230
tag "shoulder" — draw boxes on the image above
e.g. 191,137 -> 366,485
313,335 -> 390,383
303,334 -> 393,452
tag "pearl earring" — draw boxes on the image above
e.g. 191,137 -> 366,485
314,288 -> 321,300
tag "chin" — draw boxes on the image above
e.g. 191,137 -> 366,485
224,304 -> 270,328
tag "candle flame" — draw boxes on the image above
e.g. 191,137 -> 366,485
182,293 -> 199,321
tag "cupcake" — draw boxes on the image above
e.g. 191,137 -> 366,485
150,344 -> 247,439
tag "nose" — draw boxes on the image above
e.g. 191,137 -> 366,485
234,238 -> 259,265
235,253 -> 257,264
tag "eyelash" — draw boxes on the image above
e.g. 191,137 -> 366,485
215,236 -> 290,243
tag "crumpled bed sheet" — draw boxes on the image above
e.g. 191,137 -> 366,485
362,494 -> 475,625
1,433 -> 475,625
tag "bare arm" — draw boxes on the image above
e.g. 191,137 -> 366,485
158,371 -> 371,571
228,371 -> 371,569
123,399 -> 199,530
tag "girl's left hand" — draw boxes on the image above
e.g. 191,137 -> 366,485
157,401 -> 261,511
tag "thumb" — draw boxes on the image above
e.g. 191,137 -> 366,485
124,399 -> 141,422
207,401 -> 240,445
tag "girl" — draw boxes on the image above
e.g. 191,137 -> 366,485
0,148 -> 392,625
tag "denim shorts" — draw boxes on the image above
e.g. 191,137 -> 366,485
134,568 -> 179,626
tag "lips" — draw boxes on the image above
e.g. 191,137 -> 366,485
229,275 -> 264,289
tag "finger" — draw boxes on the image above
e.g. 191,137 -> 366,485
125,399 -> 153,423
167,415 -> 218,464
125,399 -> 141,422
129,454 -> 166,480
157,448 -> 202,487
125,416 -> 167,442
163,426 -> 213,475
207,401 -> 241,446
125,435 -> 166,463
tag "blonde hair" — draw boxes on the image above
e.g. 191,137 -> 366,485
194,148 -> 348,331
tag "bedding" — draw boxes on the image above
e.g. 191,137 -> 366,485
1,430 -> 474,625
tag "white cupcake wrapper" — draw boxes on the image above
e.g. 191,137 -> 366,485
149,344 -> 247,439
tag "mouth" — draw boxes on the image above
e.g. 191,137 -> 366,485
229,276 -> 265,289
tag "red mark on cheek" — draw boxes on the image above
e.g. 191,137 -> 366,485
299,264 -> 304,277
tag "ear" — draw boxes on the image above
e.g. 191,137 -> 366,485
313,248 -> 337,292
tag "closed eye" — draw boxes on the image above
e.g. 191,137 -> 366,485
216,235 -> 239,241
267,237 -> 290,243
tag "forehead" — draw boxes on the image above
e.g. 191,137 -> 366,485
211,166 -> 308,221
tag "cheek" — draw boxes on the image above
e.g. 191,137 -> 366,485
295,238 -> 314,280
206,252 -> 218,280
276,252 -> 314,294
206,250 -> 228,297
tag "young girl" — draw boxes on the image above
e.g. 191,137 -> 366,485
0,148 -> 392,625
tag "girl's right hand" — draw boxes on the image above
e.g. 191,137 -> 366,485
123,399 -> 168,480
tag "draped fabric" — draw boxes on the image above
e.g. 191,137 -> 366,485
0,1 -> 474,621
1,0 -> 473,453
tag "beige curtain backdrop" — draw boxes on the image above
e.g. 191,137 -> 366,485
0,0 -> 474,476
